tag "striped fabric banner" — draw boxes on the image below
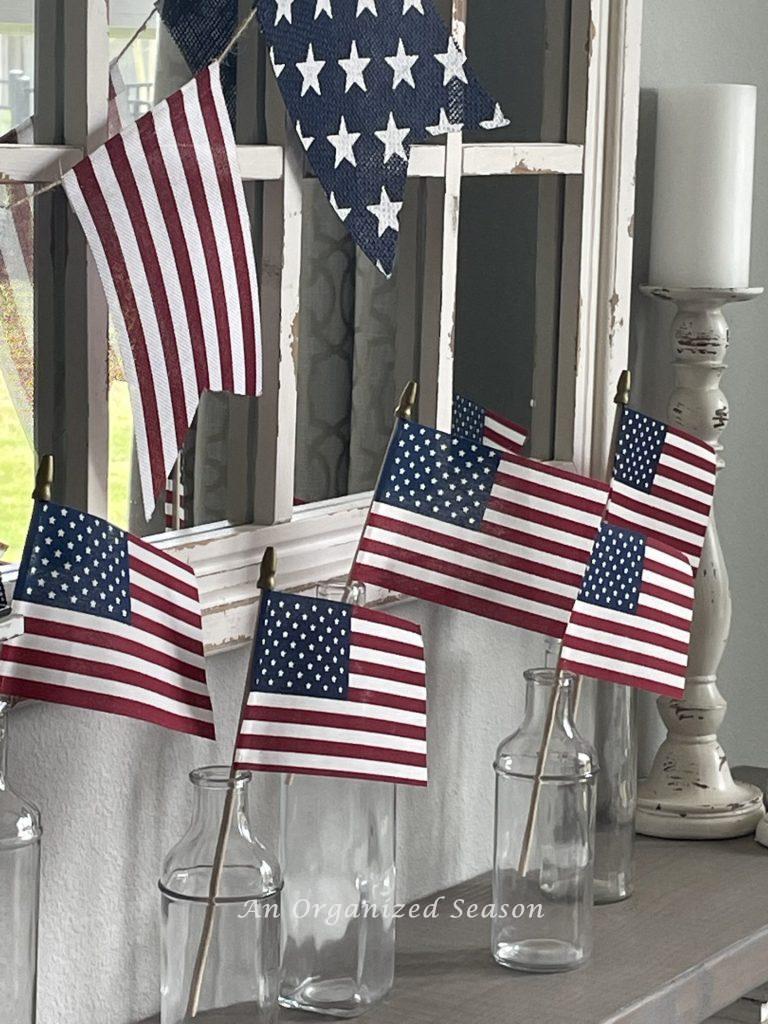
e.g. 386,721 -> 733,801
236,592 -> 428,786
62,62 -> 262,520
560,522 -> 695,697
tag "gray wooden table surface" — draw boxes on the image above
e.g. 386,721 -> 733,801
140,833 -> 768,1024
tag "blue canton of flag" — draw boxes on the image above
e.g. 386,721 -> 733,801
0,501 -> 215,737
256,0 -> 508,274
236,589 -> 428,785
560,522 -> 695,698
0,571 -> 8,617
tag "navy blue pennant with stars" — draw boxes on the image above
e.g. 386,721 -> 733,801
256,0 -> 508,274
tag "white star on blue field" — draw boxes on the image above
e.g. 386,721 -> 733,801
256,0 -> 508,274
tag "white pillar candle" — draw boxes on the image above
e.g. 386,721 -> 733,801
649,84 -> 756,288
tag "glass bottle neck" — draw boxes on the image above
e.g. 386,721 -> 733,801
520,672 -> 575,736
187,767 -> 251,838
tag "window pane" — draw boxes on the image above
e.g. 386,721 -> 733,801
0,183 -> 34,561
454,175 -> 571,461
464,0 -> 580,145
0,1 -> 34,133
293,180 -> 421,506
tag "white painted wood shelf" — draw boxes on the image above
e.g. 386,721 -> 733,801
139,834 -> 768,1024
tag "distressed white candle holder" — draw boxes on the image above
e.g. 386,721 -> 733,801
636,286 -> 765,839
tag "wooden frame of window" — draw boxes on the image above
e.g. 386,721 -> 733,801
0,0 -> 643,650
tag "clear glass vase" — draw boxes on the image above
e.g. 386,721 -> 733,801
159,766 -> 282,1024
279,581 -> 396,1018
0,699 -> 41,1023
492,669 -> 597,972
543,640 -> 637,904
580,678 -> 638,903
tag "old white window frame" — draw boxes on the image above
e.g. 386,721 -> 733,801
0,0 -> 643,651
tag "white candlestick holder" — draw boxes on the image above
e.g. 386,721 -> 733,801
636,285 -> 765,839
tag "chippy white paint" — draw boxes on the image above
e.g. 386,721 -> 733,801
636,287 -> 766,839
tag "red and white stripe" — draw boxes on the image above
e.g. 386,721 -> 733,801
354,454 -> 609,638
0,536 -> 214,737
62,62 -> 262,520
236,607 -> 428,786
607,423 -> 716,572
560,537 -> 695,698
482,409 -> 527,454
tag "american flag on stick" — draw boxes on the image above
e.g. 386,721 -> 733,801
606,407 -> 716,571
62,62 -> 262,521
452,394 -> 528,454
0,501 -> 215,737
560,522 -> 695,697
236,590 -> 428,786
352,419 -> 609,638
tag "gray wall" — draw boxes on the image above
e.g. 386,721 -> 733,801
633,0 -> 768,771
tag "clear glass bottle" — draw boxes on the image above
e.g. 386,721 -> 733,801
492,669 -> 597,972
279,581 -> 397,1018
579,678 -> 638,903
542,641 -> 637,904
159,766 -> 282,1024
0,699 -> 41,1024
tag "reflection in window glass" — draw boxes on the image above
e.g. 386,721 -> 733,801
0,186 -> 34,561
0,1 -> 34,134
294,181 -> 420,506
454,175 -> 567,462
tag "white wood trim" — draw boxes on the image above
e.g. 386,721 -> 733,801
0,144 -> 83,181
0,142 -> 587,186
253,86 -> 303,526
589,0 -> 643,476
461,143 -> 583,177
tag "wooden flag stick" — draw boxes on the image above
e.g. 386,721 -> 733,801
517,370 -> 631,878
186,546 -> 277,1020
341,380 -> 418,602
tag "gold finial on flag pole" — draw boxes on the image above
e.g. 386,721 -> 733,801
615,368 -> 631,407
32,456 -> 54,501
396,379 -> 418,421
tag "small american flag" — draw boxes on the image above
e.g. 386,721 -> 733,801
607,408 -> 716,571
0,570 -> 8,618
0,501 -> 215,737
236,590 -> 427,786
352,420 -> 609,638
62,62 -> 262,521
452,394 -> 527,454
560,522 -> 695,697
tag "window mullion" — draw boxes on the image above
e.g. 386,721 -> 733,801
62,0 -> 111,515
253,75 -> 302,526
